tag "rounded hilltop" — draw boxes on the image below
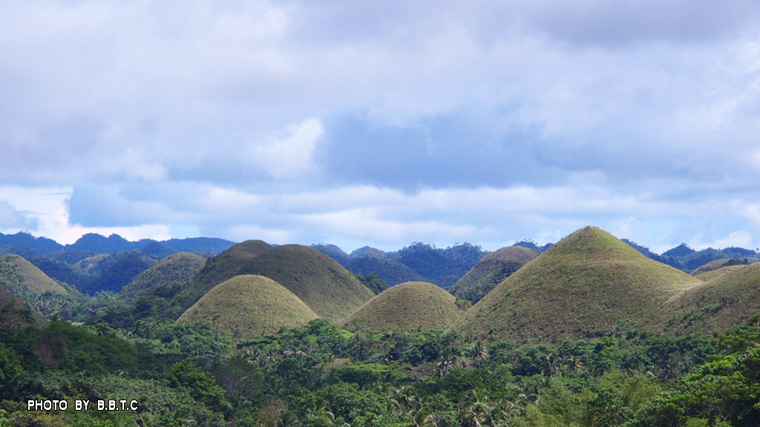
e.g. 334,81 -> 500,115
177,275 -> 319,342
179,242 -> 374,323
458,226 -> 702,343
344,281 -> 467,333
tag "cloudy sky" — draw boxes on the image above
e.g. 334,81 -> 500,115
2,0 -> 760,253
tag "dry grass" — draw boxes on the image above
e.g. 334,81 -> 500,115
344,281 -> 466,333
449,246 -> 539,303
177,274 -> 319,342
457,226 -> 703,344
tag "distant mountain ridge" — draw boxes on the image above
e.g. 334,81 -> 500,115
312,242 -> 488,287
0,231 -> 235,257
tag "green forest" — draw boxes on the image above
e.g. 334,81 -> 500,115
2,317 -> 760,426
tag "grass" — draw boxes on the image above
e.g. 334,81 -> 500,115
667,262 -> 760,334
449,246 -> 539,303
179,243 -> 375,323
228,245 -> 376,323
178,239 -> 272,308
457,226 -> 703,344
177,275 -> 319,342
344,281 -> 467,333
118,252 -> 206,303
0,254 -> 69,296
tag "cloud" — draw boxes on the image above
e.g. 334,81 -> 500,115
0,200 -> 38,231
246,118 -> 323,179
2,1 -> 760,252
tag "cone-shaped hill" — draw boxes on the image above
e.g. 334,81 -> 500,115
0,285 -> 48,328
118,252 -> 206,304
344,281 -> 467,333
178,240 -> 272,307
668,262 -> 760,334
457,226 -> 702,343
180,243 -> 375,323
0,254 -> 68,299
177,275 -> 319,342
449,246 -> 539,303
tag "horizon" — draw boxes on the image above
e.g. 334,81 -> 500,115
3,227 -> 757,257
2,2 -> 760,254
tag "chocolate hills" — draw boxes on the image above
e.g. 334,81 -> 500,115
178,240 -> 272,306
457,226 -> 703,343
0,254 -> 69,297
177,275 -> 319,342
344,281 -> 467,333
179,242 -> 375,323
449,246 -> 539,303
118,252 -> 206,304
669,262 -> 760,334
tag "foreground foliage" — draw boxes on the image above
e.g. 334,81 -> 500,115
2,311 -> 760,426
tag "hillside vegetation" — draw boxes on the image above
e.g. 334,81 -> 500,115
458,226 -> 703,343
177,275 -> 319,342
0,285 -> 48,328
118,252 -> 206,304
344,281 -> 467,333
449,246 -> 539,303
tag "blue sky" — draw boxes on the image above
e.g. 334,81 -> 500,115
2,0 -> 760,253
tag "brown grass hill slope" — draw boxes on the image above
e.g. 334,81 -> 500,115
457,226 -> 702,344
118,252 -> 206,304
449,246 -> 539,304
178,240 -> 272,308
344,281 -> 467,333
668,262 -> 760,334
0,254 -> 68,296
179,244 -> 374,323
228,245 -> 375,323
177,275 -> 319,342
0,285 -> 48,328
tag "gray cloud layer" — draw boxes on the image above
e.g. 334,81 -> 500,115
2,0 -> 760,250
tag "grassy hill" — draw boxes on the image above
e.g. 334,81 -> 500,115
225,245 -> 375,323
0,254 -> 69,296
0,285 -> 48,328
344,281 -> 467,333
180,243 -> 374,323
668,262 -> 760,334
449,246 -> 539,303
118,252 -> 206,304
457,226 -> 702,343
178,240 -> 271,307
177,275 -> 319,342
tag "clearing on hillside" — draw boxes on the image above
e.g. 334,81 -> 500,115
344,281 -> 467,333
177,275 -> 319,342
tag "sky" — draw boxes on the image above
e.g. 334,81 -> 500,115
2,0 -> 760,253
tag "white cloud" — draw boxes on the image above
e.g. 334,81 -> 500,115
246,118 -> 323,178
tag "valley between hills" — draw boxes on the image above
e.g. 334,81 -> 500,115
2,226 -> 760,426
